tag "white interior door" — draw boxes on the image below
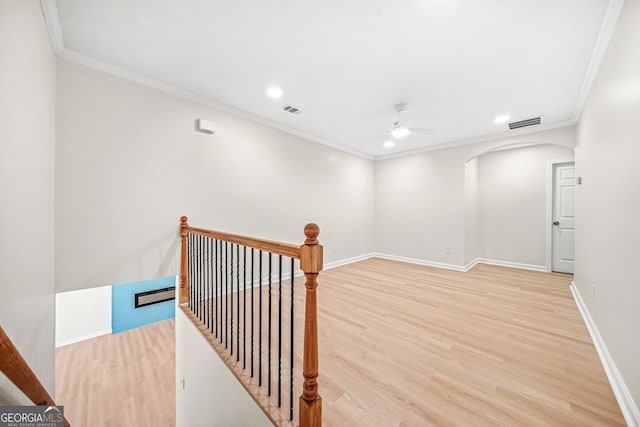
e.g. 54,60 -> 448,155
552,163 -> 575,273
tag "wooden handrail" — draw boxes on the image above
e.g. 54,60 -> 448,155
179,216 -> 323,427
179,217 -> 302,303
186,226 -> 302,259
0,327 -> 71,427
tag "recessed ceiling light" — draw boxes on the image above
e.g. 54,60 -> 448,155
383,141 -> 396,148
494,115 -> 510,124
390,128 -> 410,138
267,87 -> 283,99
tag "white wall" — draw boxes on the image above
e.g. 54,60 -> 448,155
176,308 -> 272,427
464,157 -> 479,265
477,144 -> 574,267
0,0 -> 56,395
375,127 -> 575,269
376,147 -> 467,266
575,0 -> 640,420
55,59 -> 375,293
55,286 -> 112,347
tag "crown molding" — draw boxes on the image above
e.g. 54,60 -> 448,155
59,49 -> 374,160
38,1 -> 374,161
571,0 -> 626,122
38,0 -> 615,162
375,119 -> 576,161
40,0 -> 65,54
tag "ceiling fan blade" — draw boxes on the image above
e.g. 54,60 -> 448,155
410,128 -> 437,135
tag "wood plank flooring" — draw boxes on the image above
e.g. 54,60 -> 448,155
55,319 -> 175,427
316,259 -> 624,426
56,258 -> 624,426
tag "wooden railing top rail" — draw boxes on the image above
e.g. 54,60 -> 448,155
0,327 -> 71,427
184,224 -> 301,259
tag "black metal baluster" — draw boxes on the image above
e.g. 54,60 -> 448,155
205,236 -> 209,328
192,234 -> 196,315
195,235 -> 198,319
243,246 -> 247,369
236,244 -> 240,362
225,242 -> 229,348
214,239 -> 218,337
268,253 -> 272,396
278,254 -> 282,407
202,236 -> 206,326
290,257 -> 294,420
217,239 -> 221,341
219,239 -> 222,342
189,234 -> 195,311
187,233 -> 192,310
209,238 -> 214,333
191,234 -> 195,313
200,235 -> 204,322
259,250 -> 263,387
251,248 -> 255,377
207,237 -> 213,332
231,243 -> 234,356
202,236 -> 206,325
188,234 -> 192,310
192,235 -> 195,314
201,235 -> 205,322
197,235 -> 202,320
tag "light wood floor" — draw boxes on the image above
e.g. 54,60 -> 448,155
315,258 -> 624,426
57,258 -> 625,426
55,319 -> 175,427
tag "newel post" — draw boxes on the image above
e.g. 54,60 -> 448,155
299,223 -> 323,427
180,216 -> 189,304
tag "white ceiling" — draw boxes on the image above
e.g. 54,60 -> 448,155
45,0 -> 617,158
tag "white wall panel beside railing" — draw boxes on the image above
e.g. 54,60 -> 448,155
176,308 -> 271,427
55,286 -> 112,347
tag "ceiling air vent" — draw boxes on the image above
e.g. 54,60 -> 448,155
508,116 -> 542,130
282,104 -> 303,115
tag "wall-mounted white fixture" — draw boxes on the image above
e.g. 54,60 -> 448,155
195,118 -> 216,135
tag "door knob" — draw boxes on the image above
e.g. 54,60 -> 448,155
553,221 -> 560,226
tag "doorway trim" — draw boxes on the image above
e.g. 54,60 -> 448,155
546,158 -> 575,272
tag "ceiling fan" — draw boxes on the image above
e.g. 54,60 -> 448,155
386,103 -> 436,138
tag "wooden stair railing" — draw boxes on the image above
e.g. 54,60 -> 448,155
179,216 -> 323,427
0,327 -> 71,427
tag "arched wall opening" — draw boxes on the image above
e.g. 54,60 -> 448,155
464,142 -> 575,269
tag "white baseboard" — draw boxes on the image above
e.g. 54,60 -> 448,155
324,253 -> 376,270
571,282 -> 640,427
372,253 -> 468,272
55,329 -> 112,348
350,254 -> 547,273
465,258 -> 547,272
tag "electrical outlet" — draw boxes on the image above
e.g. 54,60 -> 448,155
445,247 -> 451,255
592,284 -> 596,297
